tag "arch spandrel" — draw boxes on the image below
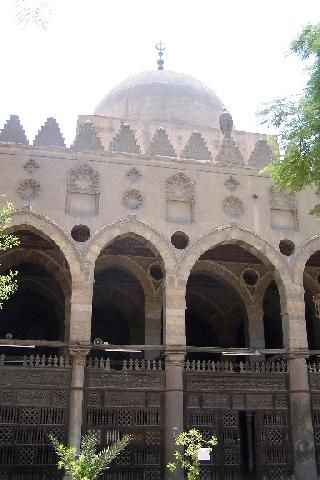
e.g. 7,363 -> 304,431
292,235 -> 320,284
10,210 -> 83,283
178,225 -> 291,289
84,217 -> 177,277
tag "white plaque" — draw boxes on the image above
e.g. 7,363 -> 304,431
197,448 -> 210,461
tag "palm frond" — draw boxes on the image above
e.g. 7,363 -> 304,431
92,435 -> 131,477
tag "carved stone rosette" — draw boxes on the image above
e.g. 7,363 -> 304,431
122,189 -> 143,210
24,158 -> 39,175
17,178 -> 41,201
222,195 -> 244,217
126,167 -> 142,183
224,175 -> 240,192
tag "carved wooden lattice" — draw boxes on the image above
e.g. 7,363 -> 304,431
255,411 -> 292,480
0,362 -> 70,480
185,409 -> 241,479
309,371 -> 320,473
83,362 -> 164,480
184,366 -> 292,479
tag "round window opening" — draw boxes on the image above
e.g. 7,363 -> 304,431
149,263 -> 164,281
242,269 -> 259,286
279,239 -> 295,256
71,225 -> 90,242
171,231 -> 189,250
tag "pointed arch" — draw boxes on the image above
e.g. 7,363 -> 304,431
0,248 -> 71,298
292,235 -> 320,284
191,260 -> 253,306
178,225 -> 291,288
84,217 -> 177,278
9,209 -> 83,282
95,254 -> 155,301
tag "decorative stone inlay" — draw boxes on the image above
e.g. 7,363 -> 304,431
181,131 -> 212,160
224,175 -> 240,192
66,164 -> 100,216
241,268 -> 260,286
279,239 -> 295,256
166,172 -> 195,223
17,178 -> 41,201
0,115 -> 28,145
33,117 -> 65,148
24,159 -> 39,175
68,164 -> 99,193
122,189 -> 143,210
166,172 -> 195,200
270,188 -> 296,210
126,167 -> 142,183
110,123 -> 140,154
222,195 -> 244,217
248,139 -> 272,167
150,127 -> 176,158
72,122 -> 104,152
270,187 -> 297,230
71,225 -> 91,242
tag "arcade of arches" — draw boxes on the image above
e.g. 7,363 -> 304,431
2,227 -> 320,479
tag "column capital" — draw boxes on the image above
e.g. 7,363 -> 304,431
69,345 -> 90,366
164,350 -> 186,367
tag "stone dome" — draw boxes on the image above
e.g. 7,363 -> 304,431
94,70 -> 224,129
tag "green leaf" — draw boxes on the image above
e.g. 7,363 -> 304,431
258,22 -> 320,215
49,432 -> 131,480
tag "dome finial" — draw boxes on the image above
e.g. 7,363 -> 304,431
155,41 -> 165,70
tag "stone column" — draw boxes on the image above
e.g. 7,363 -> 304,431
163,278 -> 186,480
165,351 -> 185,480
145,297 -> 162,359
246,300 -> 265,350
281,283 -> 317,479
69,280 -> 93,342
68,348 -> 89,451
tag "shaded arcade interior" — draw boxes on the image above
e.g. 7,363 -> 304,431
0,229 -> 71,357
2,231 -> 320,360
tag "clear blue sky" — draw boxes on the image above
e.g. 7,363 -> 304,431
0,0 -> 319,144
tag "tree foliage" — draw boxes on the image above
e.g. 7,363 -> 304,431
0,199 -> 19,308
259,23 -> 320,214
50,432 -> 131,480
167,428 -> 217,480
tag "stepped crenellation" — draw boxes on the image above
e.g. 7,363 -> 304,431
0,113 -> 272,166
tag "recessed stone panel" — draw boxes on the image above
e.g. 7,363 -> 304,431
271,209 -> 297,230
66,192 -> 99,216
167,199 -> 193,224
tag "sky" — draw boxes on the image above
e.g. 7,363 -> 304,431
0,0 -> 319,145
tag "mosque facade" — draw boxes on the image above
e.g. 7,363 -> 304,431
0,56 -> 320,479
